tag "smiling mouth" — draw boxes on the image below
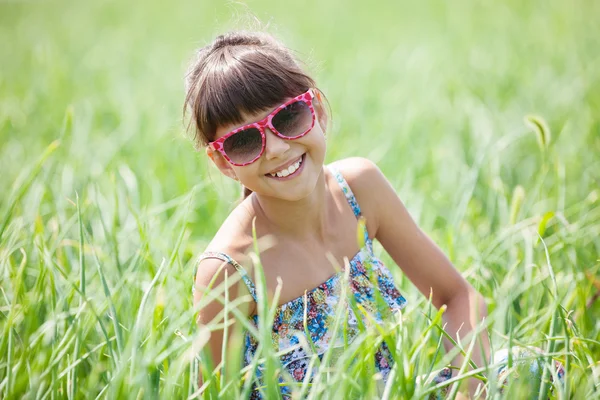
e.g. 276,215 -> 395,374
265,154 -> 306,180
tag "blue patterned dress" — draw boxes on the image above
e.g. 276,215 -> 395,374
195,166 -> 565,399
196,167 -> 413,398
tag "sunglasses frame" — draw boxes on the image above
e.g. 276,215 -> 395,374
209,89 -> 316,166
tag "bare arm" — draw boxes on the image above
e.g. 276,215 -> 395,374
193,258 -> 254,388
338,158 -> 490,397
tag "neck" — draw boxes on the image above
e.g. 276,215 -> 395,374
251,166 -> 330,240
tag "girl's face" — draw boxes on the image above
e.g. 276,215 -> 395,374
208,99 -> 327,202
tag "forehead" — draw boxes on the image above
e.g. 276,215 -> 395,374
213,97 -> 292,140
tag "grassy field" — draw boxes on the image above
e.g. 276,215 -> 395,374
1,0 -> 599,398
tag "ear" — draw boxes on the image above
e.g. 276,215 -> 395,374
206,147 -> 238,181
314,90 -> 328,132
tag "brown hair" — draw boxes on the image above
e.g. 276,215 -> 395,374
184,32 -> 321,198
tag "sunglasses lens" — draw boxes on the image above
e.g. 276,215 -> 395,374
272,100 -> 313,138
223,128 -> 262,164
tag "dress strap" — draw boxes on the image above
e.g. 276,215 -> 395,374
194,251 -> 258,303
328,166 -> 371,249
329,166 -> 362,218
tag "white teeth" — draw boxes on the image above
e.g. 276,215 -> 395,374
270,156 -> 303,178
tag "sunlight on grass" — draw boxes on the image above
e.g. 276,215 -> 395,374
1,0 -> 599,398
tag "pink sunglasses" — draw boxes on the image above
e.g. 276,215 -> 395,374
209,89 -> 316,166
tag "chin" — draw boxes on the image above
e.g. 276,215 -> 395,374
285,172 -> 322,202
265,174 -> 320,202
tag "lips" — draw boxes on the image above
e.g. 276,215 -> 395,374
265,154 -> 304,176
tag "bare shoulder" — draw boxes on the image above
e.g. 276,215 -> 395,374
204,199 -> 256,265
328,157 -> 393,236
194,199 -> 257,307
328,157 -> 386,189
193,202 -> 257,363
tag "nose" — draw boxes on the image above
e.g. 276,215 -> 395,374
263,128 -> 290,160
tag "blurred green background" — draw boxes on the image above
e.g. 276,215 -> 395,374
1,0 -> 599,398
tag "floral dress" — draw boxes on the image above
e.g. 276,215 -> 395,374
197,167 -> 412,398
195,167 -> 564,399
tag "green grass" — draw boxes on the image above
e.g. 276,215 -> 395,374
1,0 -> 599,398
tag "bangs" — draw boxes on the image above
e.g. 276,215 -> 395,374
186,46 -> 315,145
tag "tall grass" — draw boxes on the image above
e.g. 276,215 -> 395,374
1,0 -> 599,398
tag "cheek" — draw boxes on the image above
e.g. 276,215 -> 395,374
309,129 -> 327,153
305,124 -> 326,144
300,131 -> 326,168
235,164 -> 262,181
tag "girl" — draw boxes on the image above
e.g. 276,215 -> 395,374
185,32 -> 560,399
